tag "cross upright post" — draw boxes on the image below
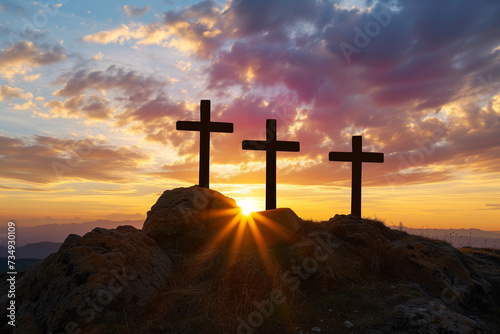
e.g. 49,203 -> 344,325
176,100 -> 233,189
329,136 -> 384,217
242,119 -> 300,210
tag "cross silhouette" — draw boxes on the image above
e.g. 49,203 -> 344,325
242,119 -> 300,210
176,100 -> 233,188
329,136 -> 384,217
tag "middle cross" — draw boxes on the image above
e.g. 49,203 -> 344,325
242,119 -> 300,210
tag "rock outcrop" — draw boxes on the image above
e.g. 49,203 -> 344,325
142,185 -> 238,252
321,214 -> 494,306
1,226 -> 172,334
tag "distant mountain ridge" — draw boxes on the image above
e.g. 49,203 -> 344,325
388,225 -> 500,249
0,242 -> 62,259
0,219 -> 143,246
0,242 -> 63,274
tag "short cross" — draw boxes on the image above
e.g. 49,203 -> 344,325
242,119 -> 300,210
329,136 -> 384,217
176,100 -> 233,188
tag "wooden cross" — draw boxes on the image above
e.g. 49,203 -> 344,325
329,136 -> 384,217
242,119 -> 300,210
176,100 -> 233,188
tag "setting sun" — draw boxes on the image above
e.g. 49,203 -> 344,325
238,199 -> 259,215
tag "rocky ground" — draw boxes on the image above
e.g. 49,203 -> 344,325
2,186 -> 499,333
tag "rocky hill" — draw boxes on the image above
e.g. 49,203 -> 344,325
2,186 -> 499,333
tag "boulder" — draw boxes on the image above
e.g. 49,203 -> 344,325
392,298 -> 486,334
142,186 -> 238,252
307,214 -> 404,281
321,215 -> 493,310
326,214 -> 402,257
4,225 -> 172,334
382,238 -> 493,308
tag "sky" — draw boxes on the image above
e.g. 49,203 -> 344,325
0,0 -> 499,230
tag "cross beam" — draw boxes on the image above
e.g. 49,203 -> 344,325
329,136 -> 384,217
176,100 -> 233,188
242,119 -> 300,210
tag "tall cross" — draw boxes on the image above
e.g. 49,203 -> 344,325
329,136 -> 384,217
242,119 -> 300,210
176,100 -> 233,189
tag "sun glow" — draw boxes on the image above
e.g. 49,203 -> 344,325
238,199 -> 259,215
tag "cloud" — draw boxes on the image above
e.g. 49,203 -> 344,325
19,28 -> 50,42
0,135 -> 149,184
81,23 -> 171,45
0,41 -> 66,68
82,24 -> 134,44
93,51 -> 104,60
82,1 -> 225,58
0,41 -> 66,79
45,95 -> 114,120
53,65 -> 165,100
115,97 -> 198,154
0,24 -> 50,43
0,1 -> 29,15
0,85 -> 32,101
161,1 -> 225,58
49,64 -> 197,147
0,185 -> 48,192
13,99 -> 36,110
123,5 -> 151,18
222,0 -> 318,37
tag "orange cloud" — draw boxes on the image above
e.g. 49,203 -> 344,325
0,135 -> 149,184
0,41 -> 66,79
0,85 -> 32,101
82,2 -> 224,58
81,23 -> 170,45
45,95 -> 113,120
